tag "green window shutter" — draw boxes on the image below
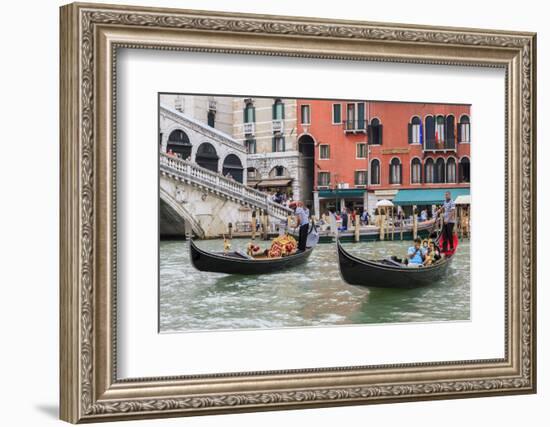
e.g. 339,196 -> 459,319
243,107 -> 247,123
282,102 -> 285,120
272,103 -> 276,120
378,124 -> 383,145
334,104 -> 341,123
357,103 -> 365,129
282,136 -> 286,151
272,136 -> 276,152
408,123 -> 412,144
367,124 -> 373,144
252,107 -> 256,122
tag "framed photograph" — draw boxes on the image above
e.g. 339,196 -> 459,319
60,2 -> 537,423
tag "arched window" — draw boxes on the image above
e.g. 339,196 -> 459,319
222,154 -> 244,183
243,101 -> 255,123
445,115 -> 455,149
425,116 -> 435,149
195,142 -> 219,173
435,115 -> 445,146
424,158 -> 434,183
368,118 -> 383,145
411,158 -> 422,184
435,158 -> 446,183
269,166 -> 288,178
458,115 -> 471,143
459,157 -> 471,182
167,129 -> 192,159
389,158 -> 402,184
409,116 -> 422,144
446,157 -> 457,183
273,99 -> 285,120
370,159 -> 380,185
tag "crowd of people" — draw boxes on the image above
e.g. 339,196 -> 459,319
269,190 -> 295,208
316,204 -> 440,233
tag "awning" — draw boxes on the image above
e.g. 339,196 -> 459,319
455,195 -> 471,205
393,188 -> 470,206
318,189 -> 365,198
256,179 -> 292,188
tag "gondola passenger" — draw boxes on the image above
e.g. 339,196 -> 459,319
407,237 -> 426,267
423,241 -> 441,266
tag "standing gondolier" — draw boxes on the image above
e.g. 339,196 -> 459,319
294,201 -> 310,252
438,191 -> 456,252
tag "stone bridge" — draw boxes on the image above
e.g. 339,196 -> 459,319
160,153 -> 293,238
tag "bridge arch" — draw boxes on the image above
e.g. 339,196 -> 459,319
222,154 -> 244,183
166,129 -> 192,159
159,187 -> 205,238
195,142 -> 219,172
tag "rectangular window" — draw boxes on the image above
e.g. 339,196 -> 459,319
246,138 -> 256,154
301,105 -> 310,124
273,136 -> 285,152
274,102 -> 284,120
357,102 -> 366,129
319,144 -> 330,159
244,105 -> 255,123
332,104 -> 341,124
318,172 -> 330,187
207,111 -> 215,128
356,143 -> 367,158
346,103 -> 355,130
354,170 -> 367,186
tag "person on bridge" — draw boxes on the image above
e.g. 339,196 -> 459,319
294,201 -> 310,252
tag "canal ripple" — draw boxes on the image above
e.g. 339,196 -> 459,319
159,238 -> 470,332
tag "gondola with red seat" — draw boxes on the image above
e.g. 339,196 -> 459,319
337,231 -> 458,289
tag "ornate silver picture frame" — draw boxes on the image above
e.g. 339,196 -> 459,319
60,2 -> 536,423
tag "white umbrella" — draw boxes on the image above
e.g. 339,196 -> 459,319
376,199 -> 394,208
455,195 -> 471,205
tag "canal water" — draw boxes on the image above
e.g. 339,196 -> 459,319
159,239 -> 470,332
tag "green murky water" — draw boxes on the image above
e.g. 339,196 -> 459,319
159,238 -> 470,332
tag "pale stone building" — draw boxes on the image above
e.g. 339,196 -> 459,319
232,97 -> 301,202
160,94 -> 234,136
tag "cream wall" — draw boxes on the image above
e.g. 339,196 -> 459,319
160,94 -> 235,135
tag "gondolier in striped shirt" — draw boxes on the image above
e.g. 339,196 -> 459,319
294,201 -> 310,252
437,191 -> 456,252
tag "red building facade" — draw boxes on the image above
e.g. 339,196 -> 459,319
296,100 -> 471,216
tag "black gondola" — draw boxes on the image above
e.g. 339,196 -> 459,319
190,239 -> 314,275
337,233 -> 458,289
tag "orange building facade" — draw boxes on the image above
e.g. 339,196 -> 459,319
296,100 -> 471,216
